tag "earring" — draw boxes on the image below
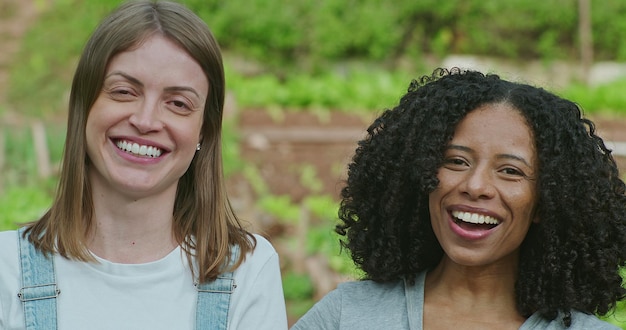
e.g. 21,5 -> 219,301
196,143 -> 201,151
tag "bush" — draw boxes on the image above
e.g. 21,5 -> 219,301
0,185 -> 52,230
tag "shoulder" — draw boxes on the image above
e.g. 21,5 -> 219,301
568,311 -> 620,330
313,279 -> 407,311
292,279 -> 409,330
335,278 -> 406,301
0,229 -> 18,246
239,234 -> 277,268
248,234 -> 277,258
228,234 -> 287,329
0,230 -> 19,271
233,234 -> 279,281
523,310 -> 620,330
0,230 -> 22,328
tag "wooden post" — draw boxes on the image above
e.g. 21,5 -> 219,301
292,204 -> 310,273
0,127 -> 4,194
578,0 -> 593,84
32,121 -> 51,179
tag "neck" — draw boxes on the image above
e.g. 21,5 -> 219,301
87,182 -> 179,264
424,255 -> 525,326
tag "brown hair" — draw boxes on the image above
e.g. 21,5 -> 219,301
25,0 -> 255,283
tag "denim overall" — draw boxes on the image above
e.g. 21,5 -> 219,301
16,227 -> 237,330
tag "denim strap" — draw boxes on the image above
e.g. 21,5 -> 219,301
195,245 -> 240,330
17,228 -> 239,329
17,227 -> 59,330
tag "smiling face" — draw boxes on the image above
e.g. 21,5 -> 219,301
85,34 -> 208,200
428,102 -> 538,268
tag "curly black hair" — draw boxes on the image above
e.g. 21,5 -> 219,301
337,67 -> 626,323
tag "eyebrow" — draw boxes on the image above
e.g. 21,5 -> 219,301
446,144 -> 533,168
104,71 -> 202,99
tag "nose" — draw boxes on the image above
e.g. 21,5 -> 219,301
462,166 -> 496,200
128,98 -> 164,134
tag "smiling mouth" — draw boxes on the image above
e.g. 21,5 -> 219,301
115,139 -> 163,158
451,210 -> 500,230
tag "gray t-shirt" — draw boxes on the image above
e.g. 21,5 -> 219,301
291,272 -> 619,330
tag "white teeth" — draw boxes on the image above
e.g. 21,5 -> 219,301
115,140 -> 162,157
451,211 -> 499,225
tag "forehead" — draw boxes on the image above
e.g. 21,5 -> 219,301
452,103 -> 536,158
105,35 -> 208,93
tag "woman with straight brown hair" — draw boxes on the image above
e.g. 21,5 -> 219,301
0,1 -> 287,329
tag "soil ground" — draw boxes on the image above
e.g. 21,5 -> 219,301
234,109 -> 626,204
235,110 -> 375,202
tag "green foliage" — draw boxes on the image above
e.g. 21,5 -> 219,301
257,195 -> 301,224
560,79 -> 626,115
1,128 -> 37,183
602,298 -> 626,327
297,165 -> 324,194
2,125 -> 64,185
0,125 -> 60,230
0,184 -> 52,230
226,67 -> 412,112
303,195 -> 361,276
592,2 -> 626,60
8,0 -> 626,118
282,272 -> 314,301
7,0 -> 121,117
221,118 -> 243,177
303,195 -> 336,221
191,0 -> 626,71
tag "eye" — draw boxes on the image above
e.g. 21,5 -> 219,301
171,100 -> 189,109
166,98 -> 195,114
498,166 -> 529,180
114,89 -> 131,95
502,167 -> 522,175
107,87 -> 137,100
442,157 -> 469,170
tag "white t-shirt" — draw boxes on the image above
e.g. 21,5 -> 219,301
0,230 -> 288,330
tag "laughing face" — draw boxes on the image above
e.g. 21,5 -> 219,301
85,34 -> 207,200
428,102 -> 538,268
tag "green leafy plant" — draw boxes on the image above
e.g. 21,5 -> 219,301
561,79 -> 626,115
0,185 -> 52,230
283,272 -> 314,301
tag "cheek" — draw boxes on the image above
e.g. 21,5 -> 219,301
428,187 -> 446,227
190,114 -> 204,140
85,98 -> 117,133
85,107 -> 110,143
428,170 -> 455,214
508,185 -> 538,222
428,188 -> 441,211
169,115 -> 204,149
85,109 -> 101,149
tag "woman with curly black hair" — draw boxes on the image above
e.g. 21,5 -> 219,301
292,68 -> 626,329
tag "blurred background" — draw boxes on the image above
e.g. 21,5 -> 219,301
1,0 -> 626,327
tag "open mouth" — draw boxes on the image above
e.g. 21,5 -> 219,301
115,139 -> 163,158
451,210 -> 499,230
